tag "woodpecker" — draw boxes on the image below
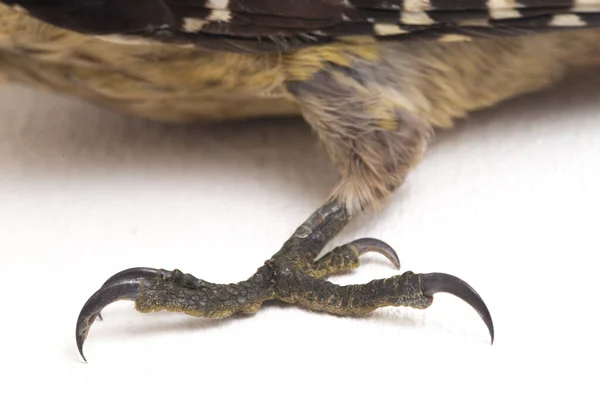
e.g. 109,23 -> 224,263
0,1 -> 598,361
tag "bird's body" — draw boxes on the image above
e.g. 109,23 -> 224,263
0,5 -> 297,121
1,4 -> 598,125
1,1 -> 598,358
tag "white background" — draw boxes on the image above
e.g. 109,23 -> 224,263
1,70 -> 599,399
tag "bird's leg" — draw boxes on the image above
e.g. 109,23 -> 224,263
76,201 -> 493,361
76,45 -> 497,361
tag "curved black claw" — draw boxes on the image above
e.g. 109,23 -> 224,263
421,273 -> 494,344
100,267 -> 170,288
76,268 -> 166,361
96,268 -> 169,321
349,238 -> 401,269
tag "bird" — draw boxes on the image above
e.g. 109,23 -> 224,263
0,0 -> 597,361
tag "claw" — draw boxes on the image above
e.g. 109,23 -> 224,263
349,238 -> 401,269
100,267 -> 170,288
421,273 -> 494,344
76,268 -> 165,361
96,268 -> 171,321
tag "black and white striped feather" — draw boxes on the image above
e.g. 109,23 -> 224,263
5,0 -> 600,52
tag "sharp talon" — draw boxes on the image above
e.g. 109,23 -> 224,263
91,269 -> 166,325
349,238 -> 401,269
421,273 -> 494,344
76,277 -> 148,361
100,267 -> 168,288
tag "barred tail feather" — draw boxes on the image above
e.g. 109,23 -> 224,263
5,0 -> 600,53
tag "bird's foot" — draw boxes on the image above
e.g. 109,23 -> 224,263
76,201 -> 493,361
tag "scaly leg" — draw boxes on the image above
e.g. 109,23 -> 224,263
77,201 -> 493,361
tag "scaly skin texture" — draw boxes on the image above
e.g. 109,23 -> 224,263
135,267 -> 275,318
134,204 -> 429,319
138,256 -> 431,318
302,243 -> 364,279
275,269 -> 432,315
